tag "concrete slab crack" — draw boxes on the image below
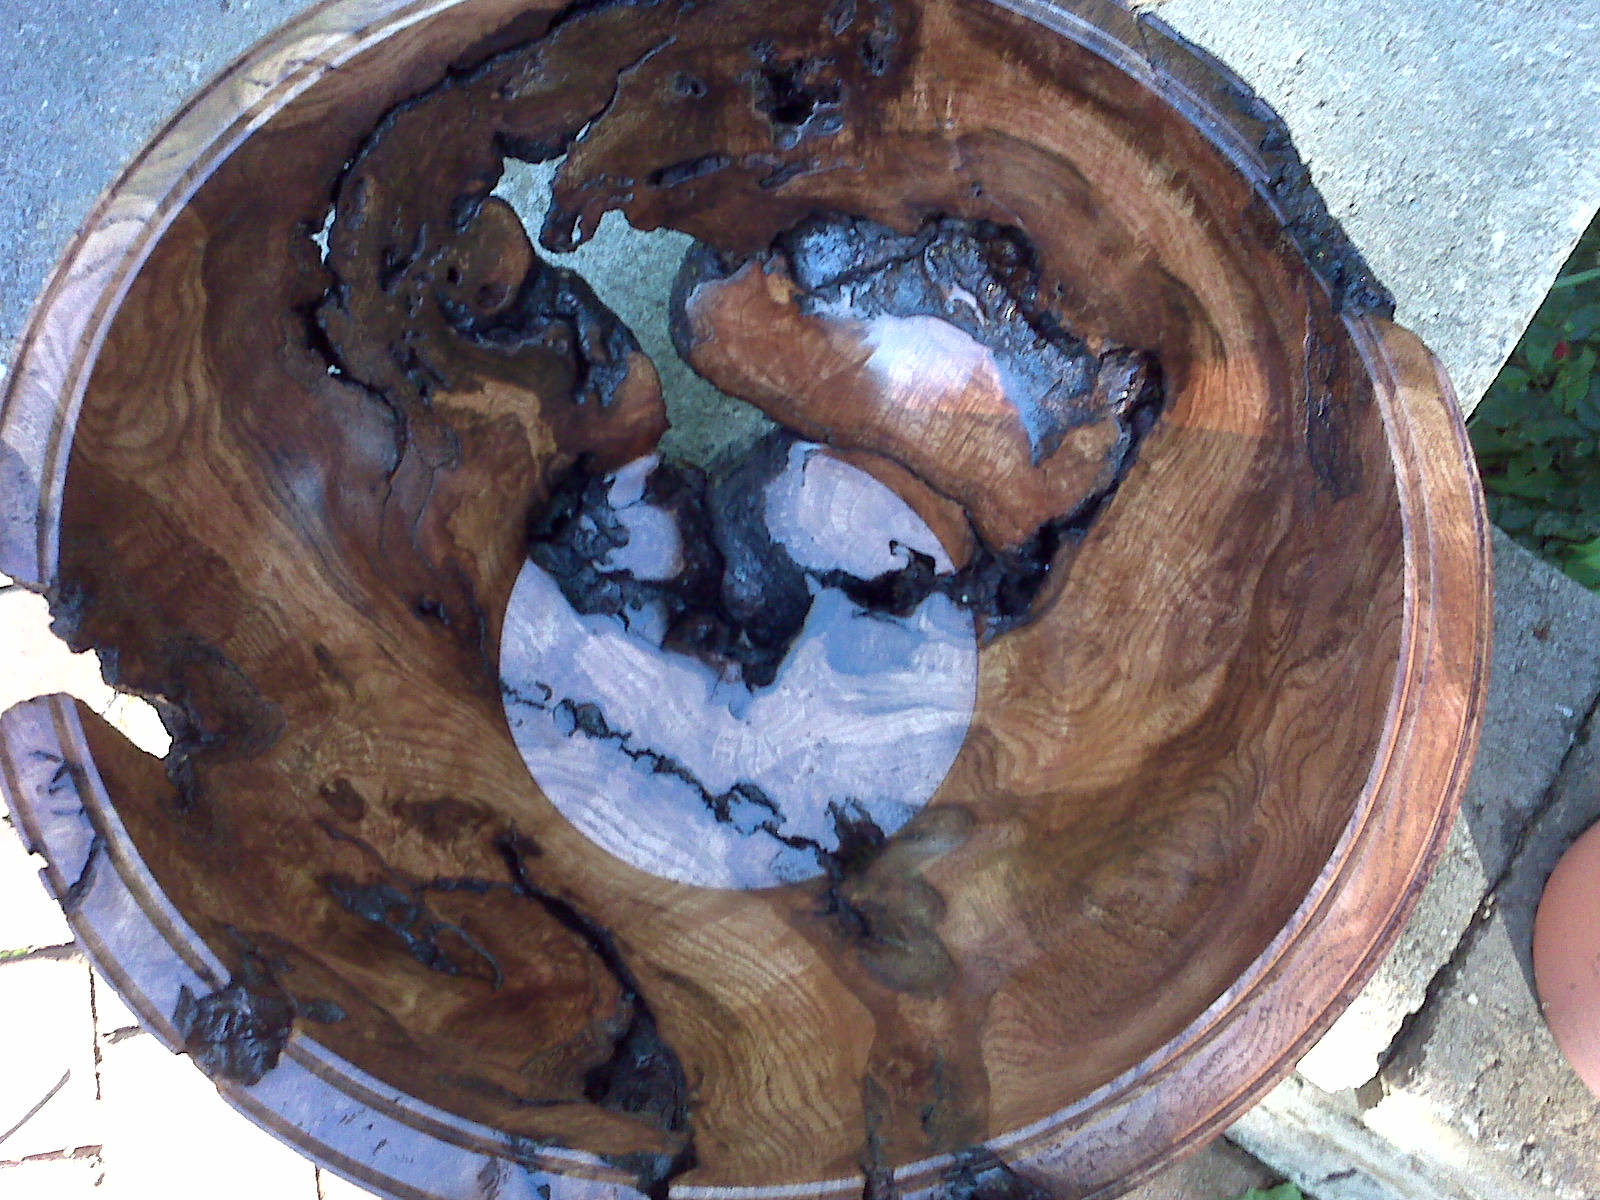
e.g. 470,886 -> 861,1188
1380,677 -> 1600,1078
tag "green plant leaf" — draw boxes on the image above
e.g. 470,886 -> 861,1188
1524,332 -> 1559,376
1560,348 -> 1597,409
1475,378 -> 1532,427
1568,536 -> 1600,564
1501,365 -> 1533,391
1490,498 -> 1537,532
1470,207 -> 1600,595
1532,511 -> 1590,541
1486,475 -> 1556,501
1233,1185 -> 1304,1200
1522,415 -> 1586,441
1469,421 -> 1527,454
1566,554 -> 1600,589
1567,304 -> 1600,341
1574,387 -> 1600,432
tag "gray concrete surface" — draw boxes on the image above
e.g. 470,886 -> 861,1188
0,927 -> 328,1200
1157,0 -> 1600,414
0,0 -> 310,375
495,161 -> 777,473
1228,1074 -> 1553,1200
1123,1141 -> 1281,1200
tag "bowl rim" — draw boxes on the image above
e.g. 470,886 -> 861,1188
0,1 -> 1492,1195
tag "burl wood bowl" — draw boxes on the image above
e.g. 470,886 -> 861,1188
0,1 -> 1490,1196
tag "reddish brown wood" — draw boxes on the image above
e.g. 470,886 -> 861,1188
672,248 -> 1152,555
0,1 -> 1490,1197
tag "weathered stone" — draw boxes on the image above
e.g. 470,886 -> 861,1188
0,0 -> 311,372
0,1151 -> 104,1198
1228,1074 -> 1549,1200
1454,535 -> 1600,880
1123,1139 -> 1280,1199
1484,707 -> 1600,1028
90,969 -> 145,1051
315,1167 -> 384,1199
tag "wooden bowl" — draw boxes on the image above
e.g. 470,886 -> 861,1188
0,1 -> 1490,1196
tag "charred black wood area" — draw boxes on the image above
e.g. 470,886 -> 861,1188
172,953 -> 297,1086
939,1148 -> 1053,1200
171,946 -> 350,1088
47,571 -> 287,814
527,435 -> 813,690
533,205 -> 1170,667
505,680 -> 784,832
665,211 -> 1169,639
492,830 -> 693,1140
323,872 -> 507,988
310,808 -> 695,1147
780,214 -> 1107,466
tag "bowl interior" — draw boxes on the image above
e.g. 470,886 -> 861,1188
49,0 -> 1403,1189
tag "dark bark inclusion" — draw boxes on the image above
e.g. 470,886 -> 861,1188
310,810 -> 694,1175
779,214 -> 1110,467
47,0 -> 1386,1188
173,949 -> 348,1088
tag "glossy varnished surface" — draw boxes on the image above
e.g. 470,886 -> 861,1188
0,1 -> 1490,1197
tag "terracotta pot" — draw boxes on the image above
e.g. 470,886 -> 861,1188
1535,820 -> 1600,1098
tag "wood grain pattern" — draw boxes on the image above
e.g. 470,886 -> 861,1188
672,237 -> 1158,556
0,0 -> 1490,1197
